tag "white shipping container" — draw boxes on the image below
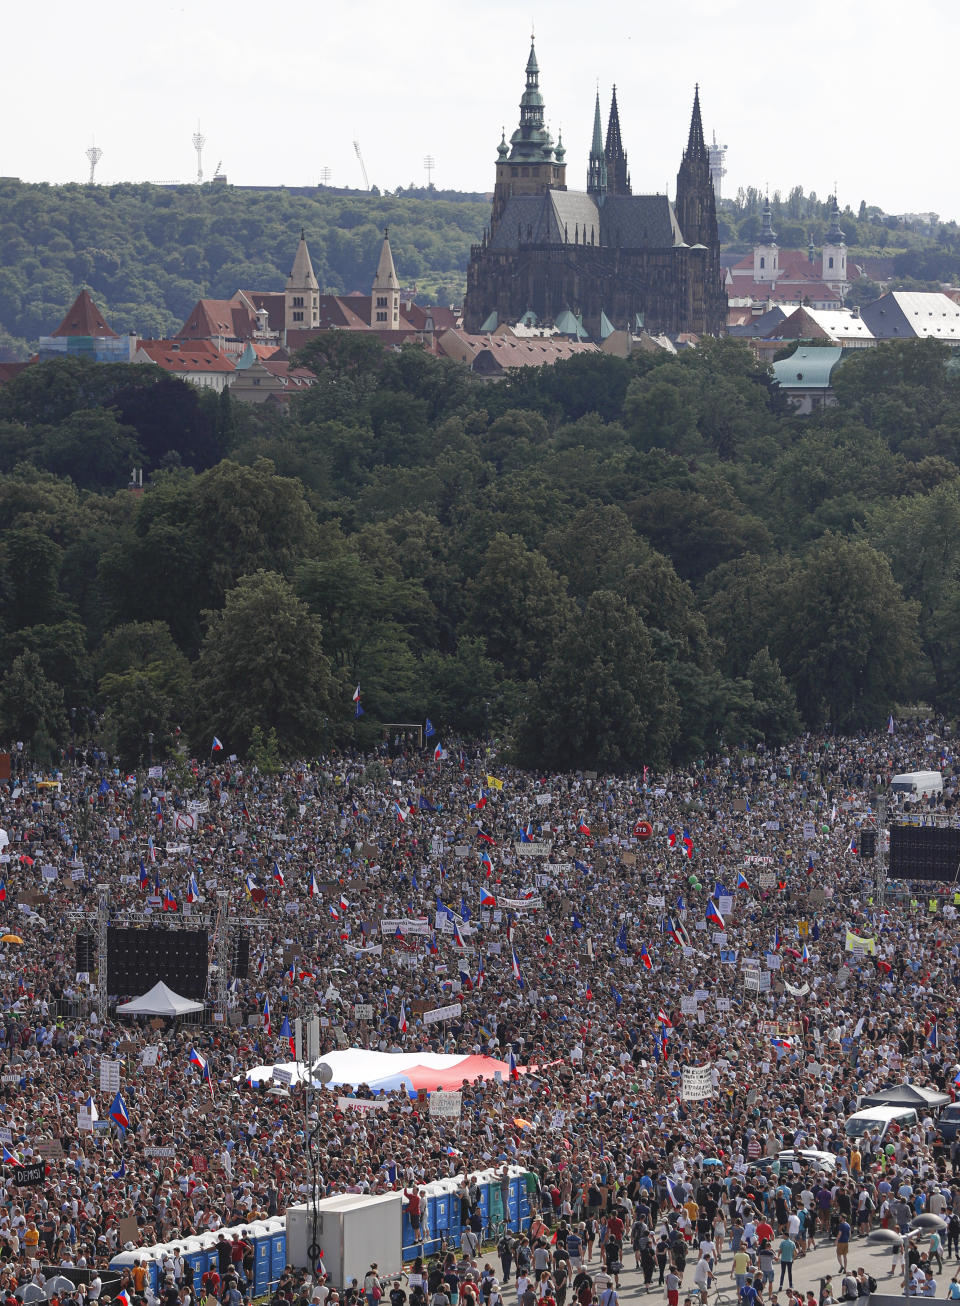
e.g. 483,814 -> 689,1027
286,1192 -> 403,1289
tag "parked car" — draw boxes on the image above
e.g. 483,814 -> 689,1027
935,1102 -> 960,1143
754,1148 -> 838,1174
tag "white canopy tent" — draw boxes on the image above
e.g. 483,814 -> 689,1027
116,981 -> 204,1016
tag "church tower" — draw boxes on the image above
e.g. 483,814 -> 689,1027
371,229 -> 401,329
587,91 -> 607,197
604,86 -> 630,196
284,230 -> 320,333
753,199 -> 779,282
491,37 -> 566,234
675,86 -> 717,248
822,197 -> 849,295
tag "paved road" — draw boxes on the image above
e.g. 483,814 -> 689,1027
576,1233 -> 937,1306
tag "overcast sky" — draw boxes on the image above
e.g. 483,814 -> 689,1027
5,0 -> 953,222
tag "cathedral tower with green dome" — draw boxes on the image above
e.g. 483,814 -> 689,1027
490,37 -> 567,234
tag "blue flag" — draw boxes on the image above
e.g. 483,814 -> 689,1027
424,718 -> 436,738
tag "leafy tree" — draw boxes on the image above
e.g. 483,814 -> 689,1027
514,590 -> 678,771
0,650 -> 66,759
461,532 -> 573,681
1,621 -> 90,708
193,570 -> 332,755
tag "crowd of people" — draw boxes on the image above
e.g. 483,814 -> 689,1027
0,722 -> 958,1306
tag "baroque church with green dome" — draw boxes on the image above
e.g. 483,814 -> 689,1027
463,40 -> 727,339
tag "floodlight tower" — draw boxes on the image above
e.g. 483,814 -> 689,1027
85,143 -> 103,184
193,125 -> 206,184
424,155 -> 436,186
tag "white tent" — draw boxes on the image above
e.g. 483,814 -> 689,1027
116,981 -> 204,1016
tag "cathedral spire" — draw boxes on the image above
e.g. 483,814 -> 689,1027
760,198 -> 777,244
506,34 -> 556,163
587,91 -> 607,196
685,84 -> 707,158
826,195 -> 845,244
604,85 -> 630,195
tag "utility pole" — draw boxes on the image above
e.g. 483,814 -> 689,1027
96,884 -> 110,1022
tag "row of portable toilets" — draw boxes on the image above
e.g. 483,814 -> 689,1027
109,1169 -> 531,1298
401,1167 -> 531,1262
110,1218 -> 288,1301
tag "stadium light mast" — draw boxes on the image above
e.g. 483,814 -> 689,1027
85,142 -> 103,184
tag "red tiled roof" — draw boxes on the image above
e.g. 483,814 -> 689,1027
177,299 -> 257,341
52,289 -> 118,338
138,340 -> 235,374
0,361 -> 33,385
402,303 -> 458,331
237,291 -> 285,333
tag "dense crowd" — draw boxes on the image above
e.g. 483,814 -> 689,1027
0,723 -> 959,1306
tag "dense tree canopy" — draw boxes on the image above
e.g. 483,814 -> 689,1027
0,335 -> 958,768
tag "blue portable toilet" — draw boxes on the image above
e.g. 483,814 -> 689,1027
181,1238 -> 207,1285
248,1222 -> 272,1296
263,1216 -> 287,1282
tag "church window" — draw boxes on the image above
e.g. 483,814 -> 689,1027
760,257 -> 765,269
292,296 -> 304,308
829,257 -> 834,269
376,311 -> 387,322
292,311 -> 303,322
376,296 -> 387,307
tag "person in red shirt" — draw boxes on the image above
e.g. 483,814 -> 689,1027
755,1219 -> 774,1244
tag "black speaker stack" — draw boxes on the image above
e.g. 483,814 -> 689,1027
106,926 -> 209,999
75,933 -> 95,972
889,824 -> 960,883
858,829 -> 877,859
231,931 -> 250,980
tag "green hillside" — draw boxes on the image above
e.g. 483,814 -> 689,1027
0,179 -> 488,357
1,337 -> 959,771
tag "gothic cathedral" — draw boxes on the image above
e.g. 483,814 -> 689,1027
463,41 -> 727,338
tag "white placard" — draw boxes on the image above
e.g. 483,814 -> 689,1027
272,1068 -> 293,1086
429,1090 -> 462,1118
717,895 -> 733,915
680,995 -> 698,1015
353,1004 -> 373,1021
759,873 -> 777,888
536,794 -> 552,806
140,1046 -> 159,1067
646,895 -> 666,907
380,918 -> 431,936
514,843 -> 553,857
145,1146 -> 176,1158
99,1059 -> 121,1094
682,1064 -> 713,1101
338,1096 -> 390,1112
803,821 -> 816,840
422,1002 -> 463,1025
716,997 -> 731,1012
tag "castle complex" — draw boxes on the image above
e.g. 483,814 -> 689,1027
463,40 -> 727,338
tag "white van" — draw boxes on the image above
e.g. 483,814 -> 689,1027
845,1105 -> 919,1143
891,771 -> 943,800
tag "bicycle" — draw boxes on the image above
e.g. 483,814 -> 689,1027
485,1218 -> 508,1247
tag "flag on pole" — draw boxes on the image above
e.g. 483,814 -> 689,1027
263,995 -> 271,1037
434,741 -> 443,763
511,945 -> 524,989
273,862 -> 285,888
211,737 -> 223,753
508,1048 -> 519,1081
544,923 -> 555,946
398,1002 -> 408,1033
640,943 -> 652,969
736,870 -> 749,890
424,718 -> 436,738
109,1092 -> 130,1132
657,1008 -> 673,1027
887,714 -> 895,735
706,898 -> 725,928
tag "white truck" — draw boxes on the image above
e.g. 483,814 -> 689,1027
891,770 -> 943,800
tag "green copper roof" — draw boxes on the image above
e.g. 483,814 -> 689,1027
480,310 -> 499,333
508,38 -> 556,164
771,346 -> 844,389
591,92 -> 604,156
599,310 -> 615,339
555,309 -> 589,340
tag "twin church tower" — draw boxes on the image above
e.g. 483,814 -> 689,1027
464,40 -> 727,337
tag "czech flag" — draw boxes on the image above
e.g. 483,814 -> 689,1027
162,887 -> 177,912
929,1022 -> 939,1050
657,1008 -> 673,1028
273,862 -> 285,888
511,945 -> 525,989
109,1092 -> 130,1132
263,995 -> 271,1037
736,870 -> 749,891
188,1046 -> 207,1073
434,741 -> 443,763
139,862 -> 148,892
398,1002 -> 408,1034
544,923 -> 555,945
480,850 -> 494,878
771,1037 -> 793,1051
452,920 -> 466,949
116,1291 -> 133,1306
476,953 -> 485,989
212,737 -> 223,752
477,827 -> 495,845
579,820 -> 591,836
328,903 -> 340,919
801,942 -> 810,962
682,830 -> 694,858
186,873 -> 200,904
772,925 -> 781,952
508,1049 -> 519,1081
394,801 -> 407,823
706,898 -> 725,928
470,790 -> 488,812
481,888 -> 496,907
1,1146 -> 20,1165
667,827 -> 677,848
640,944 -> 652,970
339,893 -> 349,912
308,872 -> 318,898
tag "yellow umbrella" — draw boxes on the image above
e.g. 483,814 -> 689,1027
1,935 -> 24,945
